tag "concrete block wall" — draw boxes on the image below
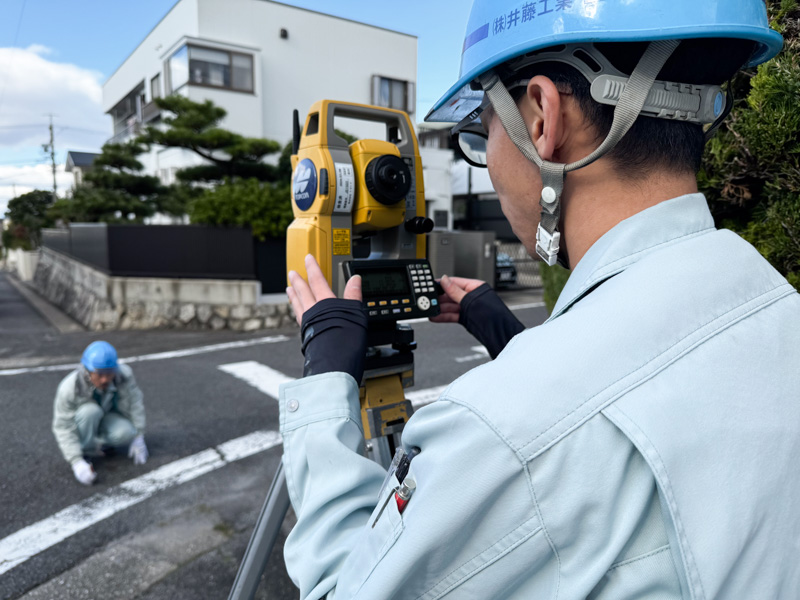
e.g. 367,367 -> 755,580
33,248 -> 295,332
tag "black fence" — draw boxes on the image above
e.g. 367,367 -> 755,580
41,224 -> 287,293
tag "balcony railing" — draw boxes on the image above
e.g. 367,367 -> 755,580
108,121 -> 141,145
142,101 -> 161,123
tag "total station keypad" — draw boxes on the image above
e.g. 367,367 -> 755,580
364,262 -> 438,317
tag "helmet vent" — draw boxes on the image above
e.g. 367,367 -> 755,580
572,48 -> 602,73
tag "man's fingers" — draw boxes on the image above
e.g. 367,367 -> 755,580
436,301 -> 460,314
441,275 -> 468,304
343,275 -> 363,301
286,286 -> 303,326
305,254 -> 336,301
288,270 -> 316,310
442,275 -> 486,295
429,313 -> 460,323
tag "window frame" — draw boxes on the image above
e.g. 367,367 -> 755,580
166,43 -> 255,95
150,73 -> 162,101
371,75 -> 415,115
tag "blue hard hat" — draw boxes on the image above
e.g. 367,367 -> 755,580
426,0 -> 784,122
81,341 -> 118,372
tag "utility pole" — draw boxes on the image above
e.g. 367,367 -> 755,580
48,115 -> 57,202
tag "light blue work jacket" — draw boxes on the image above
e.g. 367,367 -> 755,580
279,194 -> 800,599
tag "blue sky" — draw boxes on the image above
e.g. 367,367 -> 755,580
0,0 -> 470,213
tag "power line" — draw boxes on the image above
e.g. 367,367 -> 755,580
0,0 -> 28,114
0,158 -> 50,166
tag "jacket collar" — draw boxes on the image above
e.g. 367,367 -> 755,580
548,194 -> 716,321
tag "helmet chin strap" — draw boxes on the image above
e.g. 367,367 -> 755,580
478,39 -> 681,267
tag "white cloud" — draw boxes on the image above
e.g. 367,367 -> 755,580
0,163 -> 73,217
0,45 -> 109,211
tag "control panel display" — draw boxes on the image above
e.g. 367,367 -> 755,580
344,259 -> 441,322
361,269 -> 411,298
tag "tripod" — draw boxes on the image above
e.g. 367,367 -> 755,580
228,323 -> 417,600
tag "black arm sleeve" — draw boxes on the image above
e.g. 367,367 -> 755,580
300,298 -> 369,383
458,284 -> 525,359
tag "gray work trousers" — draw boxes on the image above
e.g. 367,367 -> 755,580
74,402 -> 137,452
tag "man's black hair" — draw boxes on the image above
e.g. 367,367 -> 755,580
506,39 -> 757,178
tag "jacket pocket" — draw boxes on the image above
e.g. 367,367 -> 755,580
335,474 -> 405,598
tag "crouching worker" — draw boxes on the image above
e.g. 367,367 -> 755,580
52,341 -> 148,485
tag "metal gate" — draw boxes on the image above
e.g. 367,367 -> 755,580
496,241 -> 542,288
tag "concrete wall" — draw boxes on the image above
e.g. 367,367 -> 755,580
33,248 -> 293,331
6,248 -> 40,281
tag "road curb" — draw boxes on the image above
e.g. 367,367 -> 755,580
4,271 -> 84,333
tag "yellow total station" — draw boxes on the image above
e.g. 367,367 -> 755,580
286,100 -> 428,297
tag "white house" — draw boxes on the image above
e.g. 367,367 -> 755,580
103,0 -> 418,184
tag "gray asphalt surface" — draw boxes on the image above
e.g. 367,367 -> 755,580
0,286 -> 548,600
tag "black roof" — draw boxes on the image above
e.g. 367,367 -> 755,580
65,151 -> 100,170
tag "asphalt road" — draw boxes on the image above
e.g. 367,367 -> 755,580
0,284 -> 548,600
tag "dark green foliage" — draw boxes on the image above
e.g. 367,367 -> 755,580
699,0 -> 800,290
138,96 -> 281,183
188,178 -> 293,241
50,142 -> 168,224
540,263 -> 571,314
4,189 -> 54,248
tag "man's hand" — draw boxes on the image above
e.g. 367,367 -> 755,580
429,275 -> 487,324
430,276 -> 525,359
128,434 -> 148,465
287,255 -> 369,383
287,254 -> 363,325
72,458 -> 96,485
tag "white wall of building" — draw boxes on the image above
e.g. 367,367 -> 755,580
102,0 -> 418,181
420,147 -> 454,230
103,0 -> 200,113
196,0 -> 417,144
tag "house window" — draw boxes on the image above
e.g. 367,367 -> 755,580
371,76 -> 415,114
167,44 -> 254,93
151,74 -> 161,100
168,46 -> 189,92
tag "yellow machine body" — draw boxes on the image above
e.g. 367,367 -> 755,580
286,100 -> 426,296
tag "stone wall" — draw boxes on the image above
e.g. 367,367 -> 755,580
33,248 -> 295,331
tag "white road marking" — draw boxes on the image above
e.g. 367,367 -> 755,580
455,346 -> 491,363
217,361 -> 294,399
0,335 -> 291,377
509,301 -> 546,310
218,362 -> 447,410
406,385 -> 448,409
400,300 -> 545,325
0,430 -> 282,576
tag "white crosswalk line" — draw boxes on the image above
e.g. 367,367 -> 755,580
0,335 -> 291,377
218,361 -> 446,409
217,360 -> 294,399
0,430 -> 282,576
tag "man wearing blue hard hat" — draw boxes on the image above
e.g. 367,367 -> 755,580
279,1 -> 800,598
52,341 -> 148,485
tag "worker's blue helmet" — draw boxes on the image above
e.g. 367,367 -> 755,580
426,0 -> 783,123
81,341 -> 118,372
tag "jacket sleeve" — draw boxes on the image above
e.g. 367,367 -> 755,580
279,373 -> 553,600
52,375 -> 83,466
117,364 -> 145,434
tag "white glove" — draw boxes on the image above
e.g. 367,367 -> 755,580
72,459 -> 96,486
128,434 -> 148,465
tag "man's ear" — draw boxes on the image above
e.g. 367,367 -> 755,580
522,75 -> 563,162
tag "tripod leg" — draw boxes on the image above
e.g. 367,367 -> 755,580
228,462 -> 291,600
